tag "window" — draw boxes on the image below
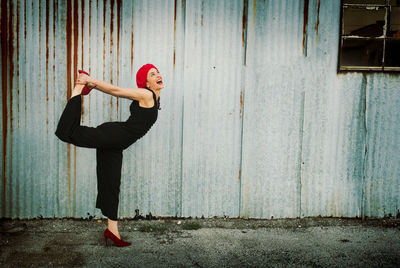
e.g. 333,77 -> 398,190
339,0 -> 400,72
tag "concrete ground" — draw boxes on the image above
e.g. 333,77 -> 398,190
1,217 -> 400,267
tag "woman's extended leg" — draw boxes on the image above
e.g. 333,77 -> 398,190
54,87 -> 84,144
55,85 -> 133,150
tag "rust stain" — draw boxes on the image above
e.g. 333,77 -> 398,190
66,0 -> 75,201
9,1 -> 14,133
66,0 -> 72,100
131,2 -> 134,72
302,0 -> 309,56
89,0 -> 91,72
24,0 -> 26,40
1,0 -> 9,214
116,0 -> 121,116
46,0 -> 49,129
201,0 -> 204,26
110,0 -> 114,84
16,0 -> 20,126
73,146 -> 77,213
315,0 -> 320,42
73,0 -> 79,83
110,97 -> 113,121
116,97 -> 119,116
81,0 -> 85,120
67,144 -> 71,204
81,0 -> 84,67
117,0 -> 121,79
103,0 -> 106,80
110,0 -> 115,119
173,0 -> 177,69
240,91 -> 243,119
238,168 -> 241,181
53,0 -> 57,105
46,0 -> 49,103
242,0 -> 247,47
39,0 -> 41,33
253,0 -> 256,26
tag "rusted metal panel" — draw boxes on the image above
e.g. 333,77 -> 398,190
117,0 -> 185,218
241,0 -> 305,218
1,0 -> 184,219
363,74 -> 400,217
1,0 -> 400,220
181,0 -> 244,217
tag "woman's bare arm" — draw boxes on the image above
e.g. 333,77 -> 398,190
91,78 -> 151,100
77,74 -> 151,101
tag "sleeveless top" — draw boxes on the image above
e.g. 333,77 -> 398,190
124,88 -> 159,142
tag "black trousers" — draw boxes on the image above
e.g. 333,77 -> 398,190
55,95 -> 134,220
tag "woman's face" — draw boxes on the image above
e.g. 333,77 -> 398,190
146,68 -> 164,91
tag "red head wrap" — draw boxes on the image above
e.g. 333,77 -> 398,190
136,63 -> 158,88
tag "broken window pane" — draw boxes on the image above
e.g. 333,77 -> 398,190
384,39 -> 400,67
341,39 -> 384,67
343,0 -> 385,4
388,7 -> 400,37
343,7 -> 386,37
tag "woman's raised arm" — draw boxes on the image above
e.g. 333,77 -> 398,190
77,73 -> 150,101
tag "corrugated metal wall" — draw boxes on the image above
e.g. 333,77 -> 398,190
1,0 -> 399,219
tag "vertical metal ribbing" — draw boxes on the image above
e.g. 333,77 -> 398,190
179,0 -> 186,217
238,0 -> 249,218
382,0 -> 389,70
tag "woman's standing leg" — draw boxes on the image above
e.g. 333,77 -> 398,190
95,148 -> 123,239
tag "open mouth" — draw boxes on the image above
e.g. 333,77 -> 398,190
157,80 -> 163,85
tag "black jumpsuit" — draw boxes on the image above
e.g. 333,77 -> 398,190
55,88 -> 159,220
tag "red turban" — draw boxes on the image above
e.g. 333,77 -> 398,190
136,63 -> 158,88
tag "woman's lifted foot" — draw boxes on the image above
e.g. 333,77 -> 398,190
78,70 -> 96,95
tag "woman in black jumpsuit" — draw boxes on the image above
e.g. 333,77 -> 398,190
55,64 -> 163,247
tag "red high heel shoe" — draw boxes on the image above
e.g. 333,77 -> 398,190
78,70 -> 94,95
104,228 -> 131,247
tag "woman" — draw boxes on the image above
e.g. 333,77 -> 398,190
55,64 -> 164,247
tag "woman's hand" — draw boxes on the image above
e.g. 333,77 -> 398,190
77,73 -> 96,89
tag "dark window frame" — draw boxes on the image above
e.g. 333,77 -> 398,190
338,0 -> 400,72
